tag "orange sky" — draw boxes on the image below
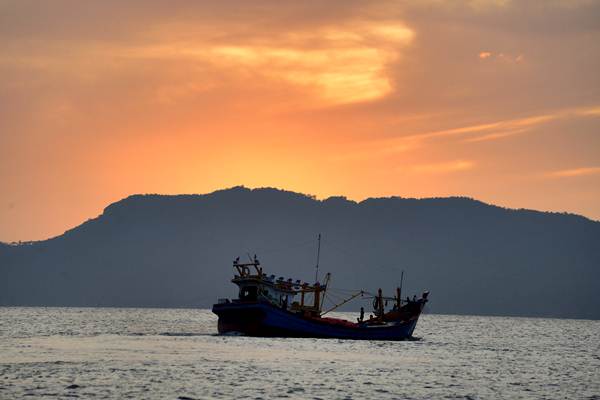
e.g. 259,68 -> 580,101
1,1 -> 600,242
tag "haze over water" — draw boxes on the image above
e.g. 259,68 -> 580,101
1,307 -> 598,399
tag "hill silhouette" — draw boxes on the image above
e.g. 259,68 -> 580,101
1,186 -> 599,319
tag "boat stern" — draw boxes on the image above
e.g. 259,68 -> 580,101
212,300 -> 267,335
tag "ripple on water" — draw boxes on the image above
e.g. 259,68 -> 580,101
0,309 -> 599,399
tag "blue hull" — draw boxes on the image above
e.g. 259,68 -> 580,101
212,301 -> 421,340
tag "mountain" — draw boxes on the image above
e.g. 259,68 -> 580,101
1,186 -> 599,319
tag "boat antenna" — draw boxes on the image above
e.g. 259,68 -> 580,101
399,270 -> 404,303
315,233 -> 321,282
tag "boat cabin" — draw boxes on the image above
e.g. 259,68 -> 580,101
230,255 -> 328,316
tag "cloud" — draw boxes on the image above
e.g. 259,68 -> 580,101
549,166 -> 600,178
11,20 -> 414,107
372,112 -> 556,151
399,106 -> 599,144
182,22 -> 414,105
478,51 -> 524,63
463,128 -> 529,143
333,104 -> 600,165
406,160 -> 475,174
576,106 -> 600,116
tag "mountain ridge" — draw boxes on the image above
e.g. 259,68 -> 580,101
1,186 -> 599,319
3,186 -> 596,245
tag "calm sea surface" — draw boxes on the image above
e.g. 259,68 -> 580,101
0,307 -> 598,399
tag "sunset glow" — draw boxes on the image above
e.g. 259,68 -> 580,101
1,1 -> 599,241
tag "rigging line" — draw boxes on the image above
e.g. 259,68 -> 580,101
329,287 -> 366,294
361,295 -> 396,301
328,286 -> 360,291
328,287 -> 354,299
331,290 -> 354,302
325,289 -> 364,307
321,291 -> 364,316
325,292 -> 346,304
327,290 -> 346,300
325,292 -> 341,305
326,294 -> 343,310
324,292 -> 333,298
324,291 -> 337,302
327,292 -> 353,301
328,289 -> 368,301
322,294 -> 334,309
325,287 -> 345,296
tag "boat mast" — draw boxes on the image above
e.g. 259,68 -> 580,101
315,272 -> 331,314
397,270 -> 404,309
315,233 -> 321,283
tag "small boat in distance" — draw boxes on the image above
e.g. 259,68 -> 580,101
212,253 -> 429,340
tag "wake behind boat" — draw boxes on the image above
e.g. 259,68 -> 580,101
212,249 -> 429,340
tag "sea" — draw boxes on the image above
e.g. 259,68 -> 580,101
0,307 -> 598,399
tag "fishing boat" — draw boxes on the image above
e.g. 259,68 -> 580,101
212,246 -> 429,340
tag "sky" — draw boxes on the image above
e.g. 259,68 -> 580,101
1,0 -> 599,242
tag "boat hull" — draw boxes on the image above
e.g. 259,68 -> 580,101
212,301 -> 422,340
